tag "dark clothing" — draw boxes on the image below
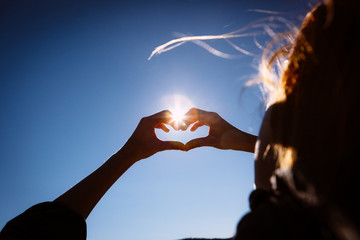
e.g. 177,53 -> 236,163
234,188 -> 333,240
234,171 -> 350,240
182,171 -> 342,240
0,202 -> 86,240
181,188 -> 330,240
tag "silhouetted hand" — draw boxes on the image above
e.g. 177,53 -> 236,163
123,110 -> 186,161
184,108 -> 257,152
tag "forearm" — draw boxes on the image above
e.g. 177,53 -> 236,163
54,146 -> 137,220
53,110 -> 185,220
222,129 -> 257,153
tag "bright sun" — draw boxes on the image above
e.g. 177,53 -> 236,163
171,111 -> 185,124
162,94 -> 194,128
157,94 -> 209,143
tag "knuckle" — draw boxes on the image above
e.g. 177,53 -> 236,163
209,111 -> 217,117
208,112 -> 220,124
189,107 -> 197,113
140,116 -> 149,123
209,111 -> 218,119
162,110 -> 171,115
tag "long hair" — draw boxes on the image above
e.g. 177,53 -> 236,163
268,0 -> 360,234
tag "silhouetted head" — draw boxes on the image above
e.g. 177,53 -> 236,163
261,0 -> 360,229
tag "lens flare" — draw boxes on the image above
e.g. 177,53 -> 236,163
161,94 -> 194,128
157,94 -> 209,143
171,111 -> 185,127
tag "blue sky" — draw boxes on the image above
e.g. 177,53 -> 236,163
0,0 -> 313,239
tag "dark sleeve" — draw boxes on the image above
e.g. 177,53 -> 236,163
0,202 -> 86,240
233,188 -> 330,240
233,189 -> 300,240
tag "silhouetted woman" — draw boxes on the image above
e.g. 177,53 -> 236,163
1,0 -> 359,239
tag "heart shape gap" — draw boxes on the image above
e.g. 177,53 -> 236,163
155,124 -> 210,144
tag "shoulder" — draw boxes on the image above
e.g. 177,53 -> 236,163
234,174 -> 336,240
0,201 -> 86,240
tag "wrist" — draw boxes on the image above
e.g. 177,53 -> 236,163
113,142 -> 140,165
224,129 -> 257,153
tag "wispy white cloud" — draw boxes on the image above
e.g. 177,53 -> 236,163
148,14 -> 299,61
247,9 -> 284,15
148,32 -> 256,60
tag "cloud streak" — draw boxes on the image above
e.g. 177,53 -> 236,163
148,15 -> 299,61
247,9 -> 284,15
148,32 -> 256,60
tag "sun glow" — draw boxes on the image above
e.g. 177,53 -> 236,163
171,111 -> 185,126
157,94 -> 209,143
162,94 -> 194,129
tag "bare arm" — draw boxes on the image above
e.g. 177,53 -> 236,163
54,149 -> 134,220
54,110 -> 185,219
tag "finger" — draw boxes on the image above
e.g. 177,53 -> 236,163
184,108 -> 217,126
168,119 -> 189,131
170,121 -> 181,131
155,123 -> 170,132
183,108 -> 199,124
180,118 -> 192,130
179,120 -> 189,131
157,140 -> 186,151
190,121 -> 205,131
185,136 -> 216,151
146,110 -> 173,126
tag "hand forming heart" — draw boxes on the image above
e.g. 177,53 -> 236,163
179,108 -> 254,151
156,108 -> 256,152
123,108 -> 256,161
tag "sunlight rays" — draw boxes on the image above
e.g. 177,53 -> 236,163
156,94 -> 209,144
162,94 -> 194,129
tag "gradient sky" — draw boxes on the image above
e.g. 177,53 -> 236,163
0,1 -> 314,239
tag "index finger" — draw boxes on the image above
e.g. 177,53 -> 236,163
145,110 -> 173,127
184,108 -> 218,126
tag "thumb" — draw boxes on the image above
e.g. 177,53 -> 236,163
158,140 -> 186,151
185,136 -> 216,151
